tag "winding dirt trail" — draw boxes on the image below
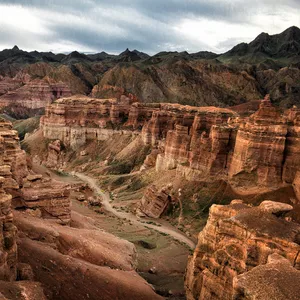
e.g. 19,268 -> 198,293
74,172 -> 196,249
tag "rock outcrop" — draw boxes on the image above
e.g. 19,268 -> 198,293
0,117 -> 71,223
233,253 -> 300,300
137,184 -> 173,218
41,95 -> 137,150
228,96 -> 288,186
185,200 -> 300,300
16,211 -> 163,300
45,139 -> 63,168
21,175 -> 71,224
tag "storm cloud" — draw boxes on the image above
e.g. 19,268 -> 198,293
0,0 -> 299,54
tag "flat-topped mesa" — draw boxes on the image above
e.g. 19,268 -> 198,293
42,96 -> 233,150
229,97 -> 288,187
185,200 -> 300,300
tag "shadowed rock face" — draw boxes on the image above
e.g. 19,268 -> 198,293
185,200 -> 300,300
0,77 -> 71,118
137,184 -> 173,218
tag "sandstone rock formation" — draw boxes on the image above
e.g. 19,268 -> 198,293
228,96 -> 288,186
21,176 -> 71,224
41,95 -> 137,150
233,253 -> 300,300
45,139 -> 63,168
0,177 -> 17,281
138,184 -> 173,218
185,200 -> 300,300
16,211 -> 163,300
41,95 -> 300,194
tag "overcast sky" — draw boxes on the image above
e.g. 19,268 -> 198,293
0,0 -> 299,54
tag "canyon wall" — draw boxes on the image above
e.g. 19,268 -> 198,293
40,95 -> 138,150
0,118 -> 71,223
185,200 -> 300,300
41,95 -> 300,195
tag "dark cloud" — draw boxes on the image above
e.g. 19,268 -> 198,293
0,0 -> 298,54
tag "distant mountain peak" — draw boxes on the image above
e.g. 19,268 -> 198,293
12,45 -> 19,51
220,25 -> 300,64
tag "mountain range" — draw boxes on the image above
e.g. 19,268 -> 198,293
0,26 -> 299,115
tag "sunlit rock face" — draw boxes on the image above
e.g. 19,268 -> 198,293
155,107 -> 237,180
41,95 -> 137,150
228,96 -> 288,187
185,200 -> 300,300
41,94 -> 300,192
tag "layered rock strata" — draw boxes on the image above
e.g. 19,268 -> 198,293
41,95 -> 137,150
41,95 -> 300,192
21,176 -> 71,224
185,200 -> 300,300
0,177 -> 17,281
0,118 -> 71,223
0,118 -> 162,299
228,97 -> 288,186
0,79 -> 71,110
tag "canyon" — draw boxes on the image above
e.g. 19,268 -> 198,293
8,92 -> 296,299
39,94 -> 300,194
0,25 -> 299,300
0,117 -> 164,300
0,90 -> 299,299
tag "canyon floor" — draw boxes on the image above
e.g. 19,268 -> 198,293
34,163 -> 194,299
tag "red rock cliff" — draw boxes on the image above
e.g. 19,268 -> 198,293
185,200 -> 300,300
